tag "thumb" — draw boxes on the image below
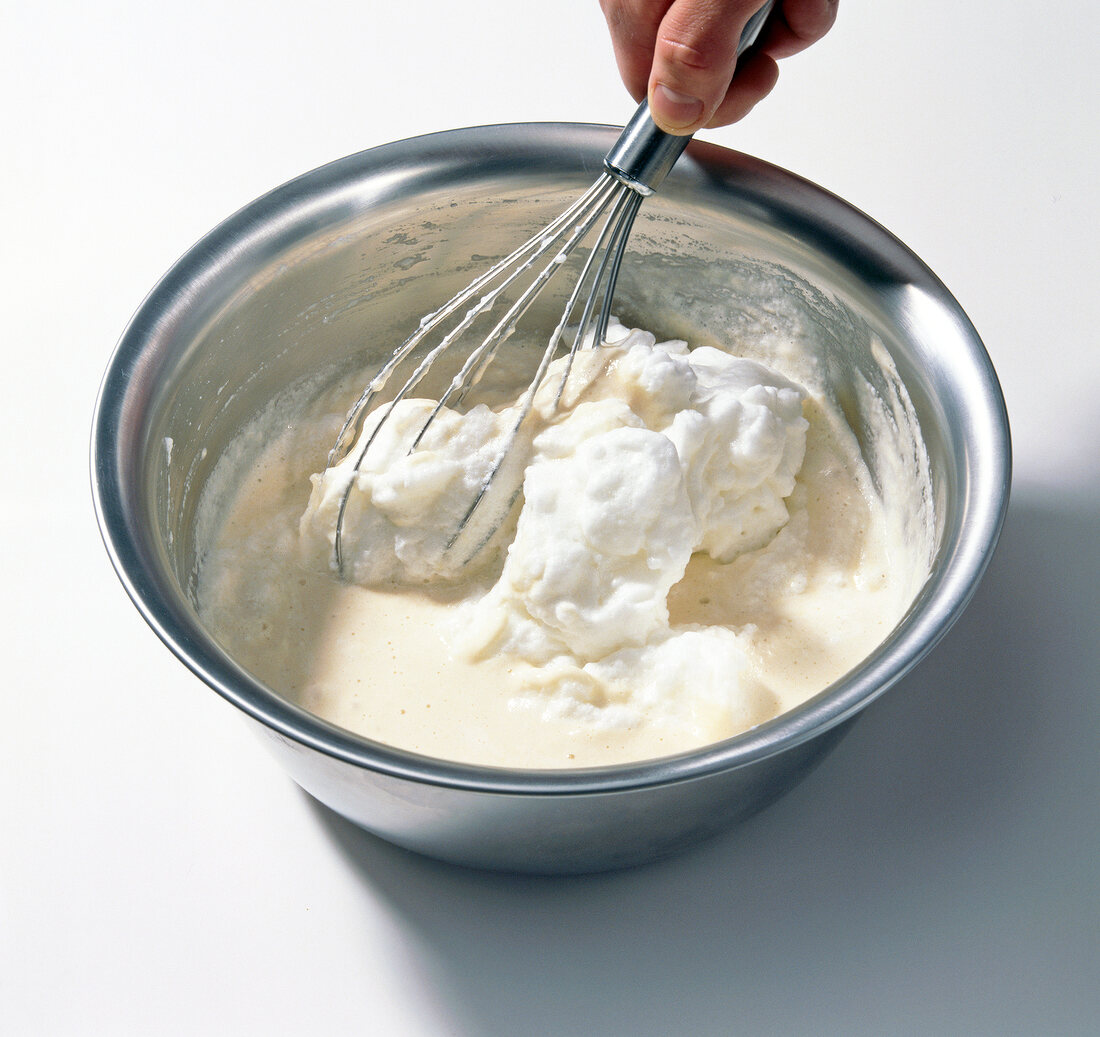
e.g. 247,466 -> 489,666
647,0 -> 763,134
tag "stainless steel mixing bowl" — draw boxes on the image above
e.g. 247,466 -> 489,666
91,123 -> 1010,873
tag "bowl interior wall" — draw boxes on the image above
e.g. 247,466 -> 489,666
135,163 -> 954,655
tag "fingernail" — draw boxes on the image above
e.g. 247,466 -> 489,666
650,83 -> 704,131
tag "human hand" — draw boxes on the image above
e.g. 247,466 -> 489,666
599,0 -> 838,134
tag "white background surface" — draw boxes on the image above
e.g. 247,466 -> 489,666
3,1 -> 1098,1033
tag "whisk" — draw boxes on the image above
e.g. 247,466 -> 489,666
329,2 -> 775,575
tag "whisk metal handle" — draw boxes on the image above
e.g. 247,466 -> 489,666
603,0 -> 775,195
603,104 -> 691,197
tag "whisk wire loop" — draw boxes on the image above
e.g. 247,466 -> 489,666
330,162 -> 662,575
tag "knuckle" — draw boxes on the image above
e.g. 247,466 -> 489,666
654,31 -> 714,72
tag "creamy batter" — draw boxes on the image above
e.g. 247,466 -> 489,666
196,319 -> 931,768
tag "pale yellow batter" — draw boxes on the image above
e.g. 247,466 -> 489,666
196,320 -> 929,769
